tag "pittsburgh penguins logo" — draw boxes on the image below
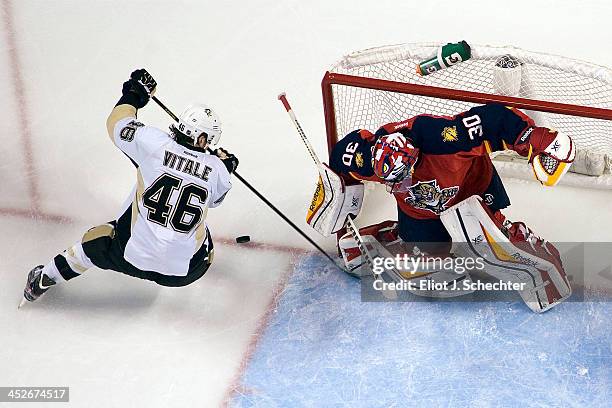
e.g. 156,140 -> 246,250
119,121 -> 144,142
120,127 -> 135,142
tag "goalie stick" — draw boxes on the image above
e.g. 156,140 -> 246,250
278,93 -> 325,170
344,216 -> 401,299
151,95 -> 341,269
278,92 -> 406,297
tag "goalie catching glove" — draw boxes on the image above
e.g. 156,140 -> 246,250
514,126 -> 576,186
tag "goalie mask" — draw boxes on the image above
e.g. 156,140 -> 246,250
173,103 -> 222,147
373,133 -> 419,193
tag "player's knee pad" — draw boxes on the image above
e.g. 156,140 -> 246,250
440,195 -> 571,313
66,224 -> 115,273
82,223 -> 115,243
79,223 -> 116,271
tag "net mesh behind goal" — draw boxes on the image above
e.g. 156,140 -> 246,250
324,43 -> 612,179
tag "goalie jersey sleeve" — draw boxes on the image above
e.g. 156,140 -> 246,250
111,116 -> 232,276
329,104 -> 533,181
329,129 -> 380,183
375,103 -> 535,156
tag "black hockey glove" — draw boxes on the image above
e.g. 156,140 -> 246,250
117,69 -> 157,109
213,148 -> 239,174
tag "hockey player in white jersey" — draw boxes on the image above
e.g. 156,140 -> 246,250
20,69 -> 238,306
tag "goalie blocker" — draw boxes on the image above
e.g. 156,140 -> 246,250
306,164 -> 364,237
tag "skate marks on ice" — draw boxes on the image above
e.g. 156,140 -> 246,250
0,217 -> 297,408
230,254 -> 612,407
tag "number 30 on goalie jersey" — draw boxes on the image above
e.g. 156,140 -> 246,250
110,116 -> 232,276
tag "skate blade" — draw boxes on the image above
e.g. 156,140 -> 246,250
18,297 -> 28,309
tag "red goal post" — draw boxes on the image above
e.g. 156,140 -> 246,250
321,43 -> 612,189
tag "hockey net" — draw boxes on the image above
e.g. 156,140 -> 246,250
323,43 -> 612,189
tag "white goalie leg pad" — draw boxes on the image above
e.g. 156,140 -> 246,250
338,221 -> 398,278
306,164 -> 364,237
339,230 -> 373,279
338,225 -> 474,298
401,258 -> 475,298
440,195 -> 571,313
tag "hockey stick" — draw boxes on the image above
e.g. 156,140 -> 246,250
278,93 -> 323,168
278,92 -> 401,286
278,92 -> 405,298
345,217 -> 398,300
150,95 -> 341,268
152,95 -> 179,121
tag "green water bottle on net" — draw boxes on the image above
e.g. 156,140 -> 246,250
416,41 -> 472,76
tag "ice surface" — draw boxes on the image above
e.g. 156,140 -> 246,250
1,0 -> 611,407
232,255 -> 612,407
0,216 -> 296,407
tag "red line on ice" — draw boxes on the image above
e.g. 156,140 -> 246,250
0,207 -> 71,223
221,260 -> 296,407
1,0 -> 40,212
0,7 -> 312,404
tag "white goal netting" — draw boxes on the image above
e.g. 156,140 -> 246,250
326,43 -> 612,188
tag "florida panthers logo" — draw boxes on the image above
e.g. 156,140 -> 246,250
405,180 -> 459,214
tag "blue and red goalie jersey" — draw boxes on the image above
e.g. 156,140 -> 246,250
329,103 -> 535,220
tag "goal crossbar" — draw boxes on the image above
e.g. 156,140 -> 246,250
322,71 -> 612,156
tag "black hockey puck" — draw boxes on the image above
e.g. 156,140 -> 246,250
236,235 -> 251,244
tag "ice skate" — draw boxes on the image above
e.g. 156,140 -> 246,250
19,265 -> 56,308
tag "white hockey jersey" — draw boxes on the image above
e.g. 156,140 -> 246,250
111,116 -> 232,276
